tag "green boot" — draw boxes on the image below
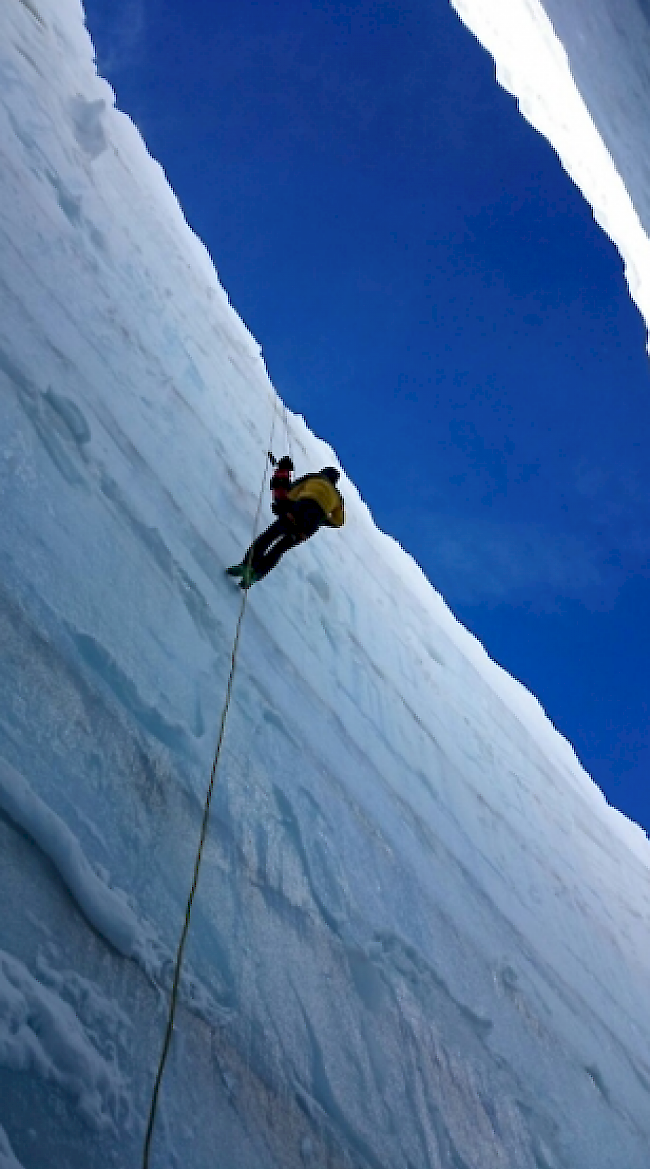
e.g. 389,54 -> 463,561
226,563 -> 245,578
239,564 -> 258,589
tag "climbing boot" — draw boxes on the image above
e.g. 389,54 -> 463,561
239,565 -> 258,589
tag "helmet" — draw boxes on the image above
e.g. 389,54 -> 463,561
321,466 -> 340,484
277,456 -> 294,471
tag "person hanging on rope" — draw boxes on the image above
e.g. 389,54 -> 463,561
227,455 -> 345,588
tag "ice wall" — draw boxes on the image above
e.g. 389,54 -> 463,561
449,0 -> 650,348
1,1 -> 649,1167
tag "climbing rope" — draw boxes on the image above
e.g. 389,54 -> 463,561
260,346 -> 293,469
142,400 -> 279,1169
282,401 -> 294,467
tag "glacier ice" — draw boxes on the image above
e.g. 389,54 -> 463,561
0,0 -> 649,1166
449,0 -> 650,350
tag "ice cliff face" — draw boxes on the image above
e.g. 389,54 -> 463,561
0,1 -> 649,1168
537,0 -> 650,239
449,0 -> 650,346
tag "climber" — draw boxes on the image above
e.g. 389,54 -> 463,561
227,456 -> 345,588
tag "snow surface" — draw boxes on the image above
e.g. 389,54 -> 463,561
449,0 -> 650,351
0,0 -> 649,1166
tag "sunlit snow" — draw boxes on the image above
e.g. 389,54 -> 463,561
0,0 -> 649,1166
449,0 -> 650,350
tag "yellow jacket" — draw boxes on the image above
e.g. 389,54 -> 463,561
286,474 -> 345,527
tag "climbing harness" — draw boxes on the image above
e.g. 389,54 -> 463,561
142,398 -> 279,1169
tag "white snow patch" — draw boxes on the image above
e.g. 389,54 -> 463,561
0,949 -> 130,1130
0,757 -> 162,972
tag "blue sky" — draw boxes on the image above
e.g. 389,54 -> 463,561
82,0 -> 650,834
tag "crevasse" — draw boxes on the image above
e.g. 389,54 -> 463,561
0,1 -> 649,1167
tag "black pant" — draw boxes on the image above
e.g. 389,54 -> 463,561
245,500 -> 323,580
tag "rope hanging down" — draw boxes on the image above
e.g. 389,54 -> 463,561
142,401 -> 279,1169
282,401 -> 293,466
270,403 -> 294,470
